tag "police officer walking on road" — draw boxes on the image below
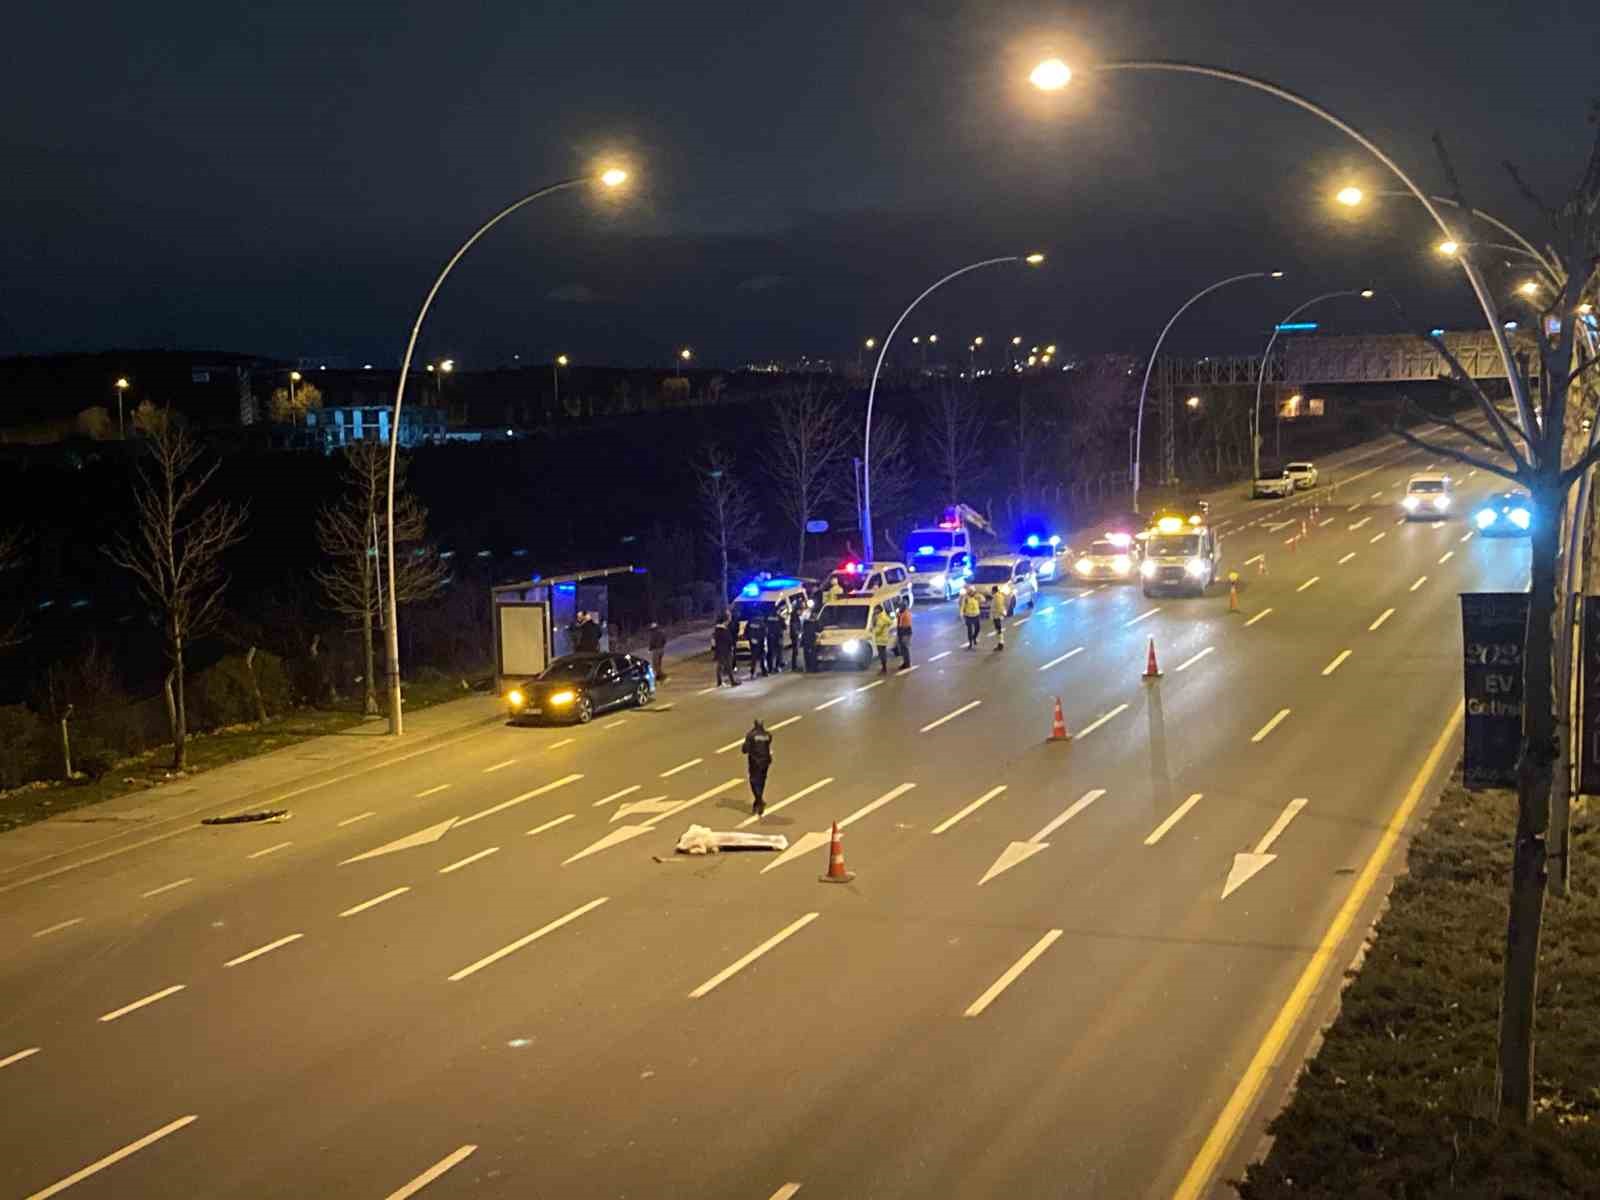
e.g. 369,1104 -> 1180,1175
742,718 -> 773,818
747,611 -> 767,677
960,585 -> 982,649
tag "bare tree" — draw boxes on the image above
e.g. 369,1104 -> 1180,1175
105,420 -> 248,769
925,383 -> 987,506
1389,127 -> 1600,1124
313,440 -> 449,716
861,413 -> 917,556
768,384 -> 850,571
695,445 -> 761,604
0,527 -> 25,649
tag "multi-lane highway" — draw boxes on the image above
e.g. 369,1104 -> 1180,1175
0,424 -> 1526,1199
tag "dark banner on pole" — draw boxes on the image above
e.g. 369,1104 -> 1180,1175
1460,592 -> 1528,791
1580,597 -> 1600,794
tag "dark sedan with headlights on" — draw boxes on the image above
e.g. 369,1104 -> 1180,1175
1472,490 -> 1534,537
506,652 -> 655,725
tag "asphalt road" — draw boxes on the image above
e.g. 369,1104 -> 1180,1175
0,425 -> 1528,1200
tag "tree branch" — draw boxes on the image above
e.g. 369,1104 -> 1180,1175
1393,404 -> 1523,485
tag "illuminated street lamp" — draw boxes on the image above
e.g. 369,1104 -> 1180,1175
861,252 -> 1045,560
114,376 -> 130,438
1335,185 -> 1364,207
1519,280 -> 1540,297
676,347 -> 693,377
553,354 -> 569,412
1186,395 -> 1202,409
1255,288 -> 1374,469
382,165 -> 629,735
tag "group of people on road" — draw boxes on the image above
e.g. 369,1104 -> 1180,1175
711,598 -> 820,687
869,601 -> 915,672
960,584 -> 1008,651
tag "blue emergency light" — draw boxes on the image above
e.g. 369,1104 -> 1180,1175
741,582 -> 760,597
1026,534 -> 1040,548
918,544 -> 936,555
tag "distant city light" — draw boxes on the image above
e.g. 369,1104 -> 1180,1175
1276,322 -> 1319,332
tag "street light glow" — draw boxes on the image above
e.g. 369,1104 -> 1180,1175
440,359 -> 455,373
1045,344 -> 1057,355
1360,289 -> 1375,299
1270,271 -> 1285,279
289,370 -> 302,381
1024,252 -> 1045,265
865,338 -> 876,349
1437,240 -> 1459,256
1335,186 -> 1364,207
973,335 -> 984,346
115,377 -> 129,390
599,168 -> 628,188
1186,396 -> 1201,408
680,348 -> 693,361
1518,280 -> 1539,296
1029,58 -> 1072,91
1011,336 -> 1022,345
556,354 -> 569,366
928,334 -> 938,344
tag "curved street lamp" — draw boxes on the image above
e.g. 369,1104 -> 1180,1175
383,167 -> 628,735
860,253 -> 1044,562
1252,289 -> 1374,474
1130,270 -> 1282,511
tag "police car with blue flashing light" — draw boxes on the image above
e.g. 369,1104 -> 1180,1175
1473,490 -> 1533,537
1072,531 -> 1141,582
908,545 -> 972,600
730,575 -> 814,660
1018,533 -> 1070,583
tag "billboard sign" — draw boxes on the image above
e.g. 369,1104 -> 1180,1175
1460,592 -> 1528,790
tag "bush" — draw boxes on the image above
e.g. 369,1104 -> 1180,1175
190,650 -> 292,730
0,704 -> 51,788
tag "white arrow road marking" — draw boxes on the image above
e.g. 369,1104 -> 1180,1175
1321,650 -> 1352,677
1175,647 -> 1214,672
1369,607 -> 1395,631
1244,607 -> 1273,627
738,777 -> 833,828
592,784 -> 640,808
921,700 -> 981,733
1038,646 -> 1084,672
761,783 -> 916,873
931,786 -> 1007,835
1250,709 -> 1291,743
963,930 -> 1064,1017
449,896 -> 609,981
342,818 -> 457,865
611,795 -> 673,822
1145,794 -> 1203,845
688,912 -> 820,998
457,774 -> 582,828
1223,798 -> 1308,898
22,1114 -> 198,1200
1,1046 -> 41,1071
383,1146 -> 478,1200
980,789 -> 1105,885
1075,704 -> 1128,739
564,780 -> 742,864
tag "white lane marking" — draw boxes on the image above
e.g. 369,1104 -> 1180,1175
1031,789 -> 1105,842
1038,646 -> 1085,672
340,887 -> 410,917
1370,531 -> 1387,544
1251,709 -> 1292,743
1175,647 -> 1214,672
457,773 -> 584,828
768,715 -> 803,732
1144,794 -> 1203,846
482,759 -> 517,774
689,912 -> 821,999
1223,798 -> 1313,899
564,781 -> 741,865
813,694 -> 849,711
1296,576 -> 1320,592
1013,615 -> 1032,626
1460,530 -> 1475,543
963,930 -> 1064,1017
1348,517 -> 1371,531
382,1145 -> 479,1200
1410,575 -> 1428,592
140,878 -> 194,899
1243,553 -> 1264,566
1125,607 -> 1161,627
1337,552 -> 1356,565
1347,502 -> 1361,512
696,685 -> 719,695
439,847 -> 500,874
767,1187 -> 803,1200
1076,704 -> 1129,739
1282,536 -> 1298,546
930,650 -> 953,662
1318,517 -> 1335,527
838,783 -> 917,830
593,784 -> 640,808
99,984 -> 186,1023
1245,607 -> 1273,628
341,809 -> 382,824
524,813 -> 576,837
738,777 -> 833,828
1370,490 -> 1384,499
412,787 -> 449,801
1038,603 -> 1055,613
549,737 -> 575,749
715,736 -> 744,754
22,1114 -> 198,1200
1,1046 -> 41,1071
1468,468 -> 1478,477
931,786 -> 1007,835
921,700 -> 982,733
223,933 -> 303,968
1394,517 -> 1407,527
1322,650 -> 1353,676
1369,607 -> 1396,631
448,896 -> 609,981
855,679 -> 885,693
660,757 -> 703,778
1439,551 -> 1455,565
31,918 -> 84,938
603,719 -> 628,730
247,841 -> 292,859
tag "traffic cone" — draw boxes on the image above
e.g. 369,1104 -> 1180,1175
1143,637 -> 1162,680
1048,696 -> 1071,742
819,821 -> 855,883
1229,581 -> 1241,613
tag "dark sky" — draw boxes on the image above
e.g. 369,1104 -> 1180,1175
5,0 -> 1597,368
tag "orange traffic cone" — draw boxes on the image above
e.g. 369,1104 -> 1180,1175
1048,697 -> 1071,742
1143,637 -> 1162,680
1229,581 -> 1241,613
819,821 -> 855,884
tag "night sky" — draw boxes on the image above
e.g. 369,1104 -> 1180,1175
5,0 -> 1597,368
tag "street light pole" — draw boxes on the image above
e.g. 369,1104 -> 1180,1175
861,253 -> 1043,562
383,169 -> 625,736
553,354 -> 568,416
113,377 -> 129,438
1131,271 -> 1281,512
1252,289 -> 1373,480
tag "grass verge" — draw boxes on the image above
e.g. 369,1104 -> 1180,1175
0,671 -> 484,835
1237,778 -> 1600,1199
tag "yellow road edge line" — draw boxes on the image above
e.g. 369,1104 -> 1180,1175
1170,700 -> 1463,1200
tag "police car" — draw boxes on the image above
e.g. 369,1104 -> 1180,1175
968,555 -> 1039,615
908,546 -> 972,600
730,575 -> 813,661
1018,534 -> 1070,583
812,593 -> 900,670
1072,531 -> 1140,582
1138,512 -> 1220,597
826,561 -> 913,610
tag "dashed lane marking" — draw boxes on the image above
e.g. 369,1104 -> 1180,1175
247,841 -> 292,860
382,1146 -> 479,1200
525,813 -> 576,837
458,774 -> 583,827
1348,517 -> 1371,531
342,808 -> 382,823
1175,647 -> 1214,672
1244,608 -> 1273,627
688,912 -> 820,999
21,1114 -> 198,1200
140,878 -> 193,899
1038,646 -> 1084,672
1410,576 -> 1428,592
592,784 -> 640,808
660,758 -> 702,778
1,1047 -> 41,1071
1322,650 -> 1352,676
1439,551 -> 1454,564
447,897 -> 610,982
737,777 -> 833,829
1076,704 -> 1129,739
439,847 -> 500,875
1145,793 -> 1203,846
921,700 -> 982,733
1337,552 -> 1356,565
1125,608 -> 1161,627
1461,530 -> 1475,543
931,786 -> 1008,835
482,759 -> 517,774
340,887 -> 410,918
1296,576 -> 1320,592
963,930 -> 1064,1017
99,985 -> 186,1023
1369,608 -> 1395,631
223,933 -> 303,968
31,918 -> 83,938
1370,532 -> 1387,544
1251,709 -> 1292,743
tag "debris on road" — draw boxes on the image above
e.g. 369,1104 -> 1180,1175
674,824 -> 787,854
202,809 -> 291,825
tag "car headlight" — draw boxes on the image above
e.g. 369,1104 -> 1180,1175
1402,495 -> 1420,510
1112,555 -> 1131,575
548,690 -> 575,705
1075,558 -> 1093,574
507,689 -> 525,707
1140,559 -> 1158,579
1433,495 -> 1450,510
927,573 -> 945,589
840,639 -> 862,654
1509,507 -> 1531,529
1184,557 -> 1209,578
1475,508 -> 1498,530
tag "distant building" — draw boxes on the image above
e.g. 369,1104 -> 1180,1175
305,403 -> 445,452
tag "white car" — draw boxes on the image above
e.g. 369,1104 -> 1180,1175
1402,472 -> 1453,519
907,549 -> 972,600
812,595 -> 899,670
1251,469 -> 1295,499
1285,461 -> 1319,489
967,556 -> 1038,616
826,561 -> 913,610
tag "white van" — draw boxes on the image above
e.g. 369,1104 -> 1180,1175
812,594 -> 899,670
